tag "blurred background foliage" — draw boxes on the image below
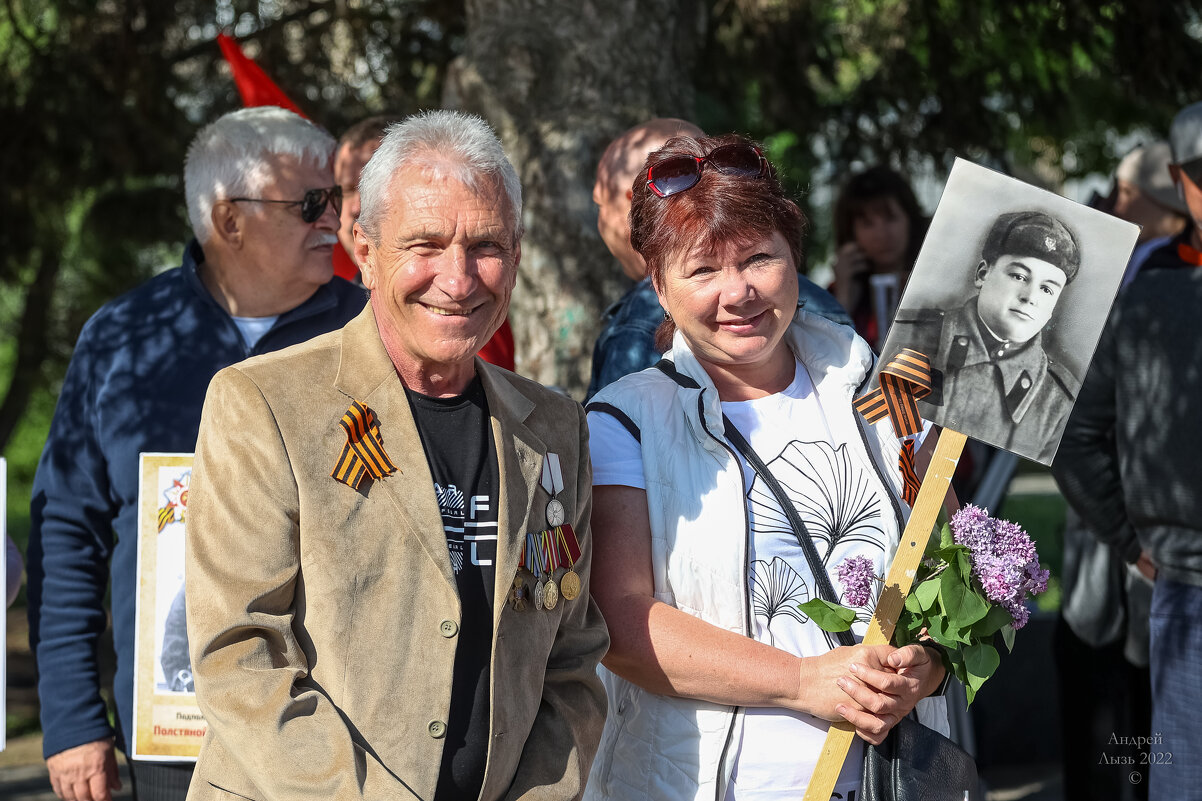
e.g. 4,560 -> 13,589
1,0 -> 1200,541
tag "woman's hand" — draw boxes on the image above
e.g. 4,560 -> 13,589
832,241 -> 870,311
831,643 -> 945,745
793,643 -> 896,722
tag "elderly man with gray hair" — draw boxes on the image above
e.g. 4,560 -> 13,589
184,109 -> 608,801
26,106 -> 366,801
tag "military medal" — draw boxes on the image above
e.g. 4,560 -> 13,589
560,569 -> 581,601
536,528 -> 561,610
556,525 -> 583,601
534,579 -> 545,609
546,498 -> 565,526
541,452 -> 566,527
510,574 -> 527,612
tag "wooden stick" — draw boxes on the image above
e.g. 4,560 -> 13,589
802,428 -> 967,800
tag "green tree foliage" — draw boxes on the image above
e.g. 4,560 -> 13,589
699,0 -> 1202,186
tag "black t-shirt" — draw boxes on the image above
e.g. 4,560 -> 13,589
406,374 -> 498,801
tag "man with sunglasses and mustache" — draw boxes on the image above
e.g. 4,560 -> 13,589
26,106 -> 366,801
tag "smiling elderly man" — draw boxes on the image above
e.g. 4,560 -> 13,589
184,110 -> 608,801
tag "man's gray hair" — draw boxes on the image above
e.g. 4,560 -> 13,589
357,110 -> 523,243
184,107 -> 336,243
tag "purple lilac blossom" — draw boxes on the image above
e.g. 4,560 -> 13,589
950,504 -> 1049,630
836,555 -> 876,607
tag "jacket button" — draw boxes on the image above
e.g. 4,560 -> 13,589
428,720 -> 447,739
439,620 -> 459,638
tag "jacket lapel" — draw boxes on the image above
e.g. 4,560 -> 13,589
478,364 -> 544,625
332,305 -> 454,587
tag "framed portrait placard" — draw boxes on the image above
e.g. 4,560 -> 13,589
874,158 -> 1140,464
132,452 -> 205,761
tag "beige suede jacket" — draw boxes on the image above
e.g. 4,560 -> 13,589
185,306 -> 608,801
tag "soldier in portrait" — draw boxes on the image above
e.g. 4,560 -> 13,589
883,210 -> 1081,463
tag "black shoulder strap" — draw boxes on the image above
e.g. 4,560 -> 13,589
583,401 -> 642,443
722,416 -> 857,647
653,359 -> 701,389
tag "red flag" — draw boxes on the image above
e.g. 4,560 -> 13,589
478,318 -> 516,371
216,33 -> 305,117
332,244 -> 360,281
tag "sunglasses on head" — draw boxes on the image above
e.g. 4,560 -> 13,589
228,185 -> 343,223
646,143 -> 768,198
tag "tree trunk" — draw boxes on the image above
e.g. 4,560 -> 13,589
451,0 -> 703,397
0,249 -> 61,452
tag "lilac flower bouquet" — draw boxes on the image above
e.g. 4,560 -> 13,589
800,504 -> 1049,704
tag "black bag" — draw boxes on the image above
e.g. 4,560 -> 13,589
721,415 -> 981,801
861,715 -> 981,801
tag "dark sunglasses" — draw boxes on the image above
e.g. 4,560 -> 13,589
1177,156 -> 1202,189
646,143 -> 768,198
228,185 -> 342,223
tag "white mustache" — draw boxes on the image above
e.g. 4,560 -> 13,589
310,233 -> 339,247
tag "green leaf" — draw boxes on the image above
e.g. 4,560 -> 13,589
956,550 -> 974,584
892,612 -> 918,648
798,598 -> 856,632
905,591 -> 923,614
925,616 -> 958,649
940,568 -> 989,628
963,641 -> 1001,697
940,522 -> 955,550
972,604 -> 1013,638
1001,622 -> 1016,652
933,544 -> 971,573
914,577 -> 941,612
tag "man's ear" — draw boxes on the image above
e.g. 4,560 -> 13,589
353,222 -> 376,290
973,259 -> 990,288
210,201 -> 243,249
1169,164 -> 1189,204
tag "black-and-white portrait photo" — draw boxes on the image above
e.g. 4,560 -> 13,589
875,158 -> 1139,464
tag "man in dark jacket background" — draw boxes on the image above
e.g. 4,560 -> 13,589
1055,100 -> 1202,801
25,106 -> 366,801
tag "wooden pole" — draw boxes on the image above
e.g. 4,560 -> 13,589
802,428 -> 968,800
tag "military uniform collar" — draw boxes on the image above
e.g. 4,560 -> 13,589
945,300 -> 1049,423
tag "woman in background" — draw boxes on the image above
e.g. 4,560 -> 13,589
831,166 -> 927,349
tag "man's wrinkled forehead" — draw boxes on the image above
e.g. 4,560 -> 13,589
392,164 -> 517,236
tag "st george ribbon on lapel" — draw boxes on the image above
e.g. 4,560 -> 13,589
331,400 -> 398,489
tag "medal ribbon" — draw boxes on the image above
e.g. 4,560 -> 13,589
540,453 -> 564,496
331,401 -> 397,489
556,525 -> 582,566
853,349 -> 932,505
525,531 -> 547,575
556,526 -> 579,568
540,528 -> 557,573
